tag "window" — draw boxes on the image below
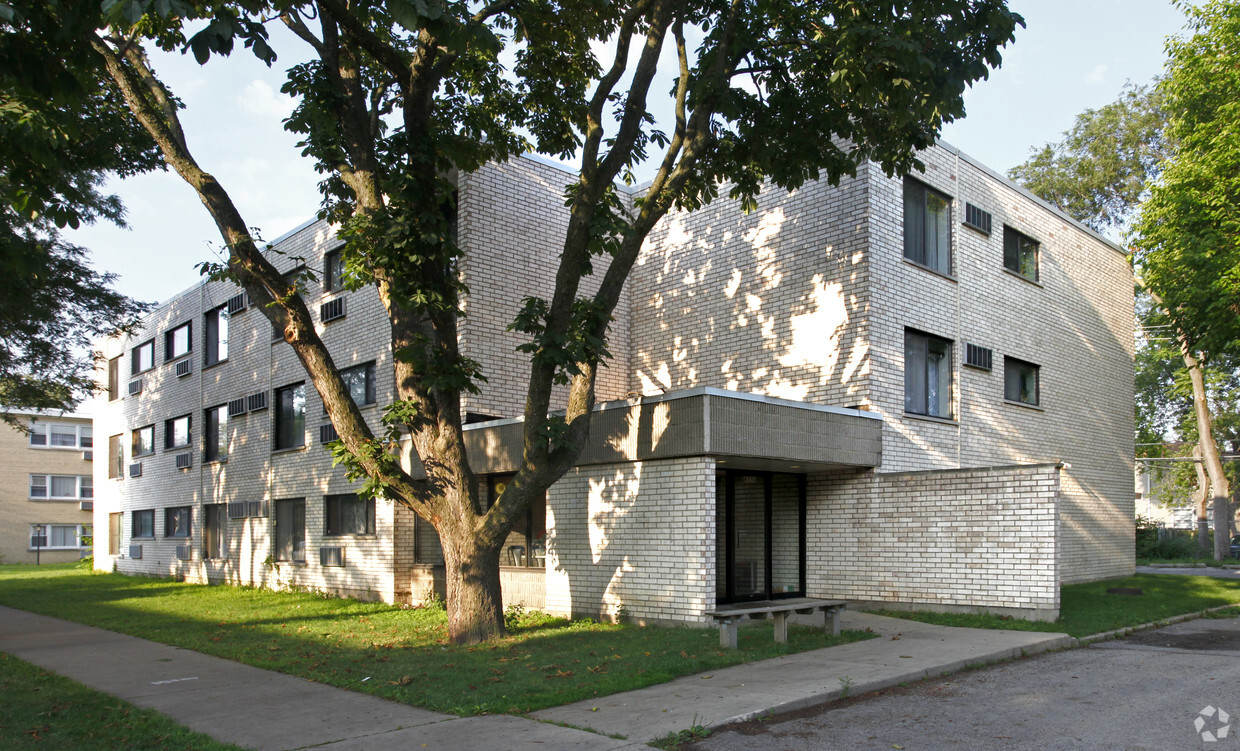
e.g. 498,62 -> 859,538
29,474 -> 92,500
30,524 -> 89,549
204,405 -> 228,463
904,329 -> 952,418
108,434 -> 123,479
165,415 -> 191,450
28,421 -> 90,449
1004,357 -> 1040,406
108,356 -> 121,401
274,382 -> 306,449
132,425 -> 154,457
1003,226 -> 1039,281
109,513 -> 122,555
165,506 -> 192,538
204,305 -> 229,366
165,321 -> 192,361
487,475 -> 547,569
204,504 -> 225,559
325,494 -> 375,536
274,498 -> 306,562
340,362 -> 376,407
903,177 -> 952,274
132,509 -> 154,539
324,248 -> 346,292
132,339 -> 155,374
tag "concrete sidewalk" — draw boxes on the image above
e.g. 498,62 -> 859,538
0,605 -> 1071,749
533,611 -> 1073,743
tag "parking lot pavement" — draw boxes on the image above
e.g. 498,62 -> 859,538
692,616 -> 1240,751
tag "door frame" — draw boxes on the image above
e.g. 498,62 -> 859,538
717,469 -> 806,604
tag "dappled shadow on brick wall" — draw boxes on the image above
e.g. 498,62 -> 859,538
630,176 -> 871,407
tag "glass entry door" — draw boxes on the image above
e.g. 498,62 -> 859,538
715,470 -> 805,604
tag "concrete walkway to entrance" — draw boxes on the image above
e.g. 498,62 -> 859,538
0,606 -> 1071,749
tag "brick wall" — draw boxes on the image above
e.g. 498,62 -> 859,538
630,171 -> 872,406
0,413 -> 93,564
545,457 -> 715,625
809,464 -> 1062,620
862,146 -> 1135,582
458,158 -> 632,419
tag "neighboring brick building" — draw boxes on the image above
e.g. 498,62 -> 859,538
1,412 -> 94,564
93,141 -> 1134,623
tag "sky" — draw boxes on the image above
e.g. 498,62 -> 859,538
65,0 -> 1190,305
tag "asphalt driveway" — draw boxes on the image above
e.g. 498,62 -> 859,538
692,615 -> 1240,751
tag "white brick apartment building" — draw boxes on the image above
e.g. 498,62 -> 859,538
93,141 -> 1134,624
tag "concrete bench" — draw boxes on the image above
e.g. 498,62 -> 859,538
705,598 -> 847,649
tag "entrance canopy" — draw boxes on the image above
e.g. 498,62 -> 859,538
462,387 -> 883,474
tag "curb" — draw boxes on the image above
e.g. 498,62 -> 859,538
707,633 -> 1075,729
1074,603 -> 1240,645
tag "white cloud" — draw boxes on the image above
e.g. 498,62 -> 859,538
235,80 -> 295,120
1085,64 -> 1109,85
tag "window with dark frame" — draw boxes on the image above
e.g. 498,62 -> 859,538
165,506 -> 192,538
274,383 -> 306,449
324,248 -> 346,292
132,339 -> 155,375
904,329 -> 953,419
165,321 -> 191,361
1003,225 -> 1040,281
1004,357 -> 1040,406
903,177 -> 953,275
340,362 -> 376,407
325,493 -> 375,536
204,305 -> 229,366
204,405 -> 227,463
203,504 -> 225,559
132,509 -> 154,538
274,498 -> 306,562
165,415 -> 191,450
487,475 -> 547,569
132,425 -> 154,457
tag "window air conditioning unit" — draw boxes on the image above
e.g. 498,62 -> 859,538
175,359 -> 192,378
175,544 -> 192,561
963,202 -> 993,235
320,547 -> 345,567
227,397 -> 248,417
247,392 -> 268,412
964,343 -> 994,371
247,500 -> 268,518
226,501 -> 248,519
226,292 -> 249,314
175,453 -> 192,469
80,501 -> 93,512
128,379 -> 143,396
82,450 -> 93,461
128,462 -> 143,478
129,544 -> 143,559
319,423 -> 338,444
320,296 -> 346,323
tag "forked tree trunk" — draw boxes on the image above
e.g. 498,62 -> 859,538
440,531 -> 504,643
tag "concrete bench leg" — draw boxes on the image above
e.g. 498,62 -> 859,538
824,607 -> 841,636
772,611 -> 789,643
719,619 -> 739,649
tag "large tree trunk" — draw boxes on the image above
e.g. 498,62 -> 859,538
1182,344 -> 1231,560
440,529 -> 504,643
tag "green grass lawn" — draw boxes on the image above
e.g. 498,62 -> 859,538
0,653 -> 247,750
869,574 -> 1240,637
0,563 -> 872,716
